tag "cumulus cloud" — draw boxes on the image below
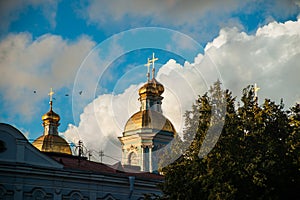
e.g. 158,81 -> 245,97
205,18 -> 300,106
0,33 -> 95,120
63,18 -> 300,165
64,58 -> 209,164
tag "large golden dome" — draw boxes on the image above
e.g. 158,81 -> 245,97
123,110 -> 176,136
32,134 -> 72,155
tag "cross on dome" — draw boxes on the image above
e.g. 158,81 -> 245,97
48,88 -> 54,109
144,58 -> 151,82
144,53 -> 158,81
48,88 -> 54,101
254,83 -> 260,99
149,53 -> 158,79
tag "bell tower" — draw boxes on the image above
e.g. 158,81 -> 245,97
118,54 -> 175,172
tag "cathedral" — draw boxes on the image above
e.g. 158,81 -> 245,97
0,54 -> 176,199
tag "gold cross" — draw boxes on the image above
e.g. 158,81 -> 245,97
144,58 -> 151,81
149,53 -> 158,78
149,53 -> 158,69
254,83 -> 260,98
48,88 -> 54,102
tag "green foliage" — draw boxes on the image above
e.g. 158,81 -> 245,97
154,82 -> 300,199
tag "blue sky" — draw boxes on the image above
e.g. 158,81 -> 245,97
1,0 -> 300,163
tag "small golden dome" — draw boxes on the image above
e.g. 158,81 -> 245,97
32,134 -> 72,155
123,110 -> 176,136
152,78 -> 164,95
42,109 -> 60,122
138,82 -> 157,95
138,78 -> 164,96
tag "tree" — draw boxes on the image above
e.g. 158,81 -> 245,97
153,82 -> 300,200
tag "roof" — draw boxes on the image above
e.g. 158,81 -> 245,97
32,134 -> 72,155
124,110 -> 176,135
49,154 -> 164,180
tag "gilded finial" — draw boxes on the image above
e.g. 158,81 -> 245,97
149,53 -> 158,79
145,58 -> 151,82
48,88 -> 54,109
254,83 -> 260,99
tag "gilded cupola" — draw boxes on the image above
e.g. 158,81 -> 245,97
119,53 -> 176,172
32,88 -> 72,155
122,53 -> 176,136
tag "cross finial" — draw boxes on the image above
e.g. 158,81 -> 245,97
254,83 -> 260,99
48,88 -> 54,109
149,53 -> 158,79
48,88 -> 54,101
144,58 -> 151,82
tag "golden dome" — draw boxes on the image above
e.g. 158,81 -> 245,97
138,78 -> 164,96
123,110 -> 176,136
139,82 -> 157,95
152,78 -> 164,95
32,134 -> 72,155
42,109 -> 60,122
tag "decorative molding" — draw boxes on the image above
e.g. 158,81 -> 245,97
0,185 -> 14,199
63,190 -> 88,200
24,187 -> 53,200
126,144 -> 138,152
98,193 -> 119,200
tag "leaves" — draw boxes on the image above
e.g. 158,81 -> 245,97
155,82 -> 300,199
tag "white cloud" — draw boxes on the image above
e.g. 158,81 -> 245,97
63,18 -> 300,165
256,18 -> 300,37
64,85 -> 141,163
0,33 -> 95,119
204,18 -> 300,107
63,55 -> 214,164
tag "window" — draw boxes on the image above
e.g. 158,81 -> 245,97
128,152 -> 138,165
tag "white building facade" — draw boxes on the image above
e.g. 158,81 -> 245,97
0,123 -> 163,200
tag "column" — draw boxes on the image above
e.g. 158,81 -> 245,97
141,146 -> 144,171
149,146 -> 152,173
